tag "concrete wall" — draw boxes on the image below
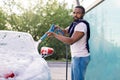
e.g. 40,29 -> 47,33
85,0 -> 120,80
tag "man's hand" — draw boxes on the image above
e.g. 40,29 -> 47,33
54,25 -> 60,30
46,32 -> 56,37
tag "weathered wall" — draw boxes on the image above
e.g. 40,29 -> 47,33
85,0 -> 120,80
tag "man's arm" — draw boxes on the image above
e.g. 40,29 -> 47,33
47,31 -> 84,45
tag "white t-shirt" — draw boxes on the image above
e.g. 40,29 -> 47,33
70,22 -> 90,57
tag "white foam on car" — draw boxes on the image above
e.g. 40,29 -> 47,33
0,30 -> 51,80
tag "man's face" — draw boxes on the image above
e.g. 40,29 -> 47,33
73,8 -> 84,21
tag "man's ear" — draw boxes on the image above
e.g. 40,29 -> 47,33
81,13 -> 85,18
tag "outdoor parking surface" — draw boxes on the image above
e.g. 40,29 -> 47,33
48,62 -> 71,80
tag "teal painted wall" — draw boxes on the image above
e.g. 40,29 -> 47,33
85,0 -> 120,80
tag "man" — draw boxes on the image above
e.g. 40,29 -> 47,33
47,6 -> 90,80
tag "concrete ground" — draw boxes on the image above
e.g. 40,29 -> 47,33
48,61 -> 71,80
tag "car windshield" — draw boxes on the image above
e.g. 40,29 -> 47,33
0,31 -> 36,53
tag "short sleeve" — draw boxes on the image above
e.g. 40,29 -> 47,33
74,22 -> 87,33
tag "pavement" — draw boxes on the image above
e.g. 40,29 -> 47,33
47,61 -> 71,80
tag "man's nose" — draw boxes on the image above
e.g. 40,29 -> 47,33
73,13 -> 77,16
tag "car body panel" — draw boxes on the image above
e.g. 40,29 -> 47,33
0,30 -> 51,80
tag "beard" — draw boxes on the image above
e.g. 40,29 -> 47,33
73,16 -> 83,22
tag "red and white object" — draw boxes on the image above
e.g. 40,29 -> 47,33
40,47 -> 54,57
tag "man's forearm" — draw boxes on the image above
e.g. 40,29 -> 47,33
54,33 -> 73,45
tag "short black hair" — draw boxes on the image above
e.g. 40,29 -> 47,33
75,6 -> 85,14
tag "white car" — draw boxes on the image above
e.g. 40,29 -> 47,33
0,30 -> 51,80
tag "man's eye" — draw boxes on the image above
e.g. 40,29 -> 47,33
73,12 -> 75,14
73,12 -> 81,14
